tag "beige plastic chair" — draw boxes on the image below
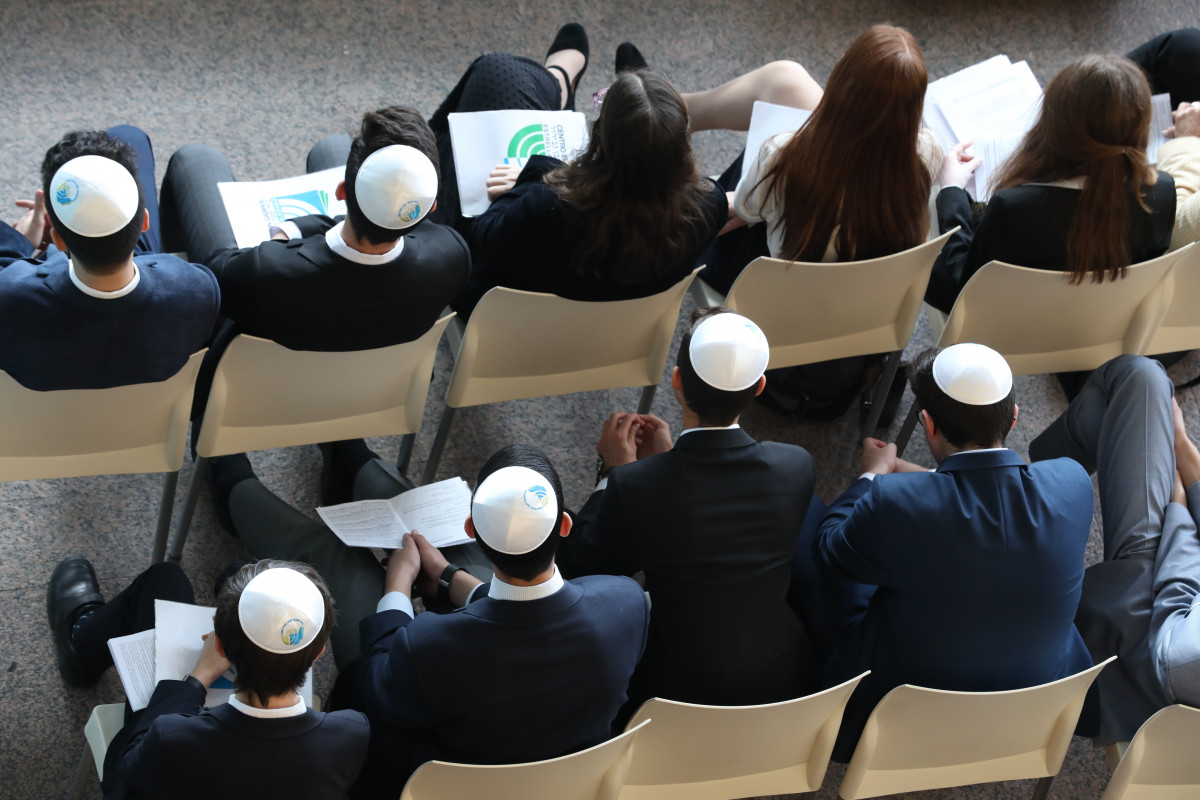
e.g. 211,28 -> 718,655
619,672 -> 868,800
0,350 -> 205,563
838,656 -> 1114,800
170,316 -> 452,559
1100,704 -> 1200,800
687,230 -> 957,438
895,246 -> 1192,454
1144,244 -> 1200,356
69,703 -> 125,798
421,271 -> 698,483
399,719 -> 650,800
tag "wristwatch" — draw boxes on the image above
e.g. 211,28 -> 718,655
438,564 -> 464,606
596,455 -> 613,484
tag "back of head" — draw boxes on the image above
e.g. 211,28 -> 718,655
766,24 -> 930,262
214,560 -> 334,706
41,130 -> 146,275
676,306 -> 770,426
909,345 -> 1016,449
544,70 -> 710,284
471,444 -> 566,582
994,54 -> 1156,283
343,106 -> 440,245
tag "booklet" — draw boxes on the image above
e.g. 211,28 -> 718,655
218,167 -> 347,248
108,600 -> 313,711
318,477 -> 473,550
448,109 -> 589,217
739,101 -> 812,186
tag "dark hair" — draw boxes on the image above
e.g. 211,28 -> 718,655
993,54 -> 1156,284
472,444 -> 566,582
343,106 -> 440,245
543,70 -> 714,284
676,307 -> 761,426
908,347 -> 1016,449
214,560 -> 335,707
41,130 -> 146,275
760,25 -> 930,262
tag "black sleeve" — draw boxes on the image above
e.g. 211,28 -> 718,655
289,214 -> 340,238
925,187 -> 999,314
102,678 -> 206,797
515,155 -> 566,186
0,224 -> 34,267
557,474 -> 642,579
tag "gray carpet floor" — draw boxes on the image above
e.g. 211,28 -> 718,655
2,1 -> 1199,797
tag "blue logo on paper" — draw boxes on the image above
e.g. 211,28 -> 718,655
280,618 -> 305,647
399,200 -> 421,223
56,179 -> 80,206
524,485 -> 550,510
268,189 -> 330,221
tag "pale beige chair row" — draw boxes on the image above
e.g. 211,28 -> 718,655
896,242 -> 1200,453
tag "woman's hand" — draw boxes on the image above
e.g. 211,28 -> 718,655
938,141 -> 981,190
486,163 -> 524,201
1166,102 -> 1200,139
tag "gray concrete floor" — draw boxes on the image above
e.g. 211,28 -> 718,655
3,0 -> 1200,797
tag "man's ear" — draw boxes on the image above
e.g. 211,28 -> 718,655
1011,403 -> 1020,431
558,511 -> 573,539
921,408 -> 937,439
335,181 -> 346,202
754,374 -> 766,397
49,223 -> 66,253
671,366 -> 683,391
464,516 -> 477,540
213,633 -> 227,659
140,208 -> 150,233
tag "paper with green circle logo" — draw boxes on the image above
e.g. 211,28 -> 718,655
448,110 -> 588,217
218,166 -> 347,248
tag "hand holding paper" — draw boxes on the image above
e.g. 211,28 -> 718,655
189,632 -> 231,687
938,141 -> 982,190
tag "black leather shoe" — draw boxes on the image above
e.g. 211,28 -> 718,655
615,42 -> 648,73
47,558 -> 105,687
318,442 -> 354,507
205,453 -> 254,535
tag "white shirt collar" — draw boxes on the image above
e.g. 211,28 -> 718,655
488,565 -> 565,601
323,220 -> 405,265
68,258 -> 140,299
227,694 -> 307,719
679,422 -> 741,437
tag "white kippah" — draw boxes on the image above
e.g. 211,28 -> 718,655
932,343 -> 1013,405
471,466 -> 559,555
688,313 -> 770,391
49,155 -> 140,237
238,568 -> 325,655
354,144 -> 438,230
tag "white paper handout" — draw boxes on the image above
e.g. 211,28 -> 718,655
449,110 -> 589,217
1147,93 -> 1174,164
318,477 -> 474,550
938,60 -> 1042,146
218,167 -> 347,248
108,629 -> 157,711
970,135 -> 1024,203
741,101 -> 813,184
924,55 -> 1016,151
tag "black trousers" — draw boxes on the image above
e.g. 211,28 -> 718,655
1127,28 -> 1200,108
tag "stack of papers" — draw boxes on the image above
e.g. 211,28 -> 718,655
218,167 -> 347,248
740,101 -> 813,185
317,477 -> 474,551
108,600 -> 314,711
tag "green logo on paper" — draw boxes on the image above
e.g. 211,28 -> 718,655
507,124 -> 548,159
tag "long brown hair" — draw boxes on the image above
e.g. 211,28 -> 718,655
543,70 -> 713,284
993,54 -> 1156,284
759,25 -> 931,262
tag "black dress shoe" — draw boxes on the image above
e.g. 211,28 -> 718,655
47,558 -> 105,687
205,452 -> 255,536
545,22 -> 589,109
615,42 -> 648,73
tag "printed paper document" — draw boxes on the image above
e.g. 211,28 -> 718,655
219,167 -> 347,248
318,477 -> 473,550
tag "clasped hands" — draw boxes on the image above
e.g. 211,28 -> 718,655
385,529 -> 457,599
858,437 -> 928,476
597,411 -> 673,469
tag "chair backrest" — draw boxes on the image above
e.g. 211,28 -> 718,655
196,315 -> 452,457
444,270 -> 698,409
937,246 -> 1190,375
398,719 -> 650,800
84,703 -> 127,781
722,230 -> 956,369
1144,245 -> 1200,356
1100,704 -> 1200,800
619,672 -> 867,800
838,657 -> 1115,799
0,350 -> 204,481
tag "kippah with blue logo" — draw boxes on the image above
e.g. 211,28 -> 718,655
49,155 -> 140,238
238,568 -> 325,655
471,466 -> 559,555
354,144 -> 438,230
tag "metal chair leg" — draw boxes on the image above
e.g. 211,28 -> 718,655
168,458 -> 209,562
70,740 -> 92,800
637,385 -> 657,415
421,407 -> 457,485
895,402 -> 922,457
1030,775 -> 1054,800
150,471 -> 179,564
395,433 -> 416,476
859,350 -> 903,441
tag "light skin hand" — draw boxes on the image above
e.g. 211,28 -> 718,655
634,413 -> 674,460
858,437 -> 899,476
12,189 -> 49,249
1166,102 -> 1200,140
597,411 -> 642,468
938,141 -> 982,189
718,191 -> 747,236
893,457 -> 929,473
189,631 -> 231,688
486,163 -> 523,201
384,532 -> 422,596
1172,398 -> 1200,490
412,531 -> 449,599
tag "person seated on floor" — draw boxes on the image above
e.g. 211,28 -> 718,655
47,557 -> 369,799
438,24 -> 729,318
816,343 -> 1095,762
159,105 -> 467,353
557,307 -> 820,715
329,444 -> 650,799
0,128 -> 220,390
1029,355 -> 1200,746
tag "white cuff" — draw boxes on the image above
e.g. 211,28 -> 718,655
376,591 -> 414,617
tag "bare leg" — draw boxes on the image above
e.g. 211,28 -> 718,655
545,49 -> 586,109
684,61 -> 824,133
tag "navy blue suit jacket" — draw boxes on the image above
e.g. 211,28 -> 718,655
349,576 -> 649,799
102,679 -> 370,800
817,449 -> 1095,760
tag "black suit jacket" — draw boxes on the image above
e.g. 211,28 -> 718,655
102,679 -> 370,800
560,427 -> 819,707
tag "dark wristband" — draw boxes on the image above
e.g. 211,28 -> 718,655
438,564 -> 464,607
